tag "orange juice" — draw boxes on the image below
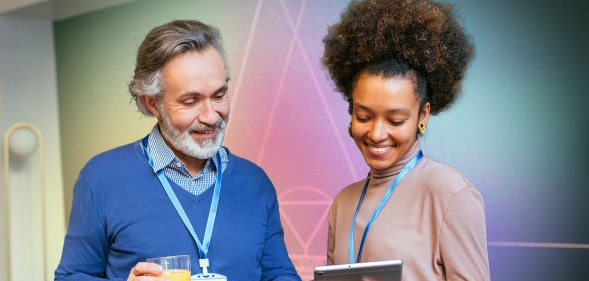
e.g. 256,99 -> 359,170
152,269 -> 191,281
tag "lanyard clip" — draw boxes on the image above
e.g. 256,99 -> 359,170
199,258 -> 210,277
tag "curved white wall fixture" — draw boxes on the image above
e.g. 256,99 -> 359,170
3,122 -> 46,281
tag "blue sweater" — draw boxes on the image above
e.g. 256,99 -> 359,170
55,141 -> 300,281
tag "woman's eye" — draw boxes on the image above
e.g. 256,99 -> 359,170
390,120 -> 405,126
355,116 -> 369,122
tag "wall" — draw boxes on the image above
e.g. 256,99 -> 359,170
0,15 -> 66,281
55,0 -> 589,280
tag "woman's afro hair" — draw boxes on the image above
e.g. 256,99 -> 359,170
322,0 -> 474,115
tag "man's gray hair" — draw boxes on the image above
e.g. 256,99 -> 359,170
128,20 -> 229,116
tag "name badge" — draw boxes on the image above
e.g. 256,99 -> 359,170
192,273 -> 227,280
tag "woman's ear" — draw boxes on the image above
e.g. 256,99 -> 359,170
417,102 -> 430,135
419,102 -> 430,124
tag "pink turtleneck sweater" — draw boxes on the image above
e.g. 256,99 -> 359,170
327,142 -> 490,280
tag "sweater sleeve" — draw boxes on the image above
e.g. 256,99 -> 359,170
54,173 -> 122,281
258,182 -> 301,281
439,187 -> 490,281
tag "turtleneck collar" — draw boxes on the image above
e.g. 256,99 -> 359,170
369,140 -> 421,180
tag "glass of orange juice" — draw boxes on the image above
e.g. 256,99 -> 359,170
146,255 -> 191,281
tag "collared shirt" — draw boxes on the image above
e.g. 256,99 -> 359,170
143,125 -> 228,196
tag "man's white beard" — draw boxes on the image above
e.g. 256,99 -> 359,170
159,107 -> 227,160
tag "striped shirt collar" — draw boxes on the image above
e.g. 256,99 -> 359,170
145,125 -> 228,174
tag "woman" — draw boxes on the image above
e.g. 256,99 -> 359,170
321,0 -> 490,280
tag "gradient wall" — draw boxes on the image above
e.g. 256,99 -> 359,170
55,0 -> 589,280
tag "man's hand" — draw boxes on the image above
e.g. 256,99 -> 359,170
127,262 -> 170,281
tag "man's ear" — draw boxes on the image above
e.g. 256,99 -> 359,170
141,95 -> 160,118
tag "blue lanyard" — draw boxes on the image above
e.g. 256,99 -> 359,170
349,150 -> 423,264
142,136 -> 221,262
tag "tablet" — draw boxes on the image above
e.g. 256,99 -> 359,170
313,260 -> 402,281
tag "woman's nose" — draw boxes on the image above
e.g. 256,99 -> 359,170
368,120 -> 387,142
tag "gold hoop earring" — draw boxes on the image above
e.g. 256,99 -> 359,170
418,123 -> 427,135
348,123 -> 353,138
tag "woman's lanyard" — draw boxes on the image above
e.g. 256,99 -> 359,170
349,150 -> 423,264
142,136 -> 221,276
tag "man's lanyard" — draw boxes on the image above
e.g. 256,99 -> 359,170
349,150 -> 423,264
142,136 -> 221,276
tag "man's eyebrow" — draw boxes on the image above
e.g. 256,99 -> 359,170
178,84 -> 228,98
216,84 -> 228,93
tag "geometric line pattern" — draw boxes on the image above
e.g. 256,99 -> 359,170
273,0 -> 359,180
230,0 -> 265,112
279,185 -> 332,280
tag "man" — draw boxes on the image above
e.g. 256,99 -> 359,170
55,20 -> 301,281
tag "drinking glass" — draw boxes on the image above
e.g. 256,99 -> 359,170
146,254 -> 191,281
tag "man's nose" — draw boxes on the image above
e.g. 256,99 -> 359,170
197,99 -> 219,126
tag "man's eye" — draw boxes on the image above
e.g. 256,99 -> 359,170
213,93 -> 226,100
